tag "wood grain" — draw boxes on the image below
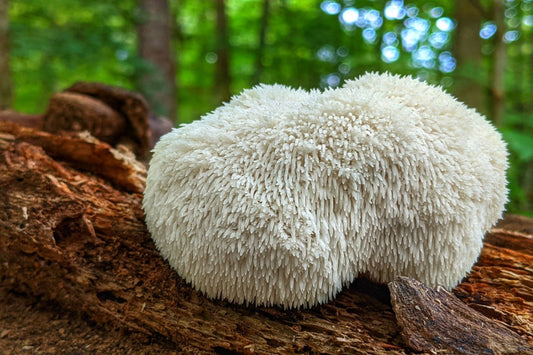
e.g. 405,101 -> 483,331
1,122 -> 532,354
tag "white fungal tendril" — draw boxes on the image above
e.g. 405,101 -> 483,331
143,72 -> 509,309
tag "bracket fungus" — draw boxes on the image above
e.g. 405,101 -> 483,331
143,73 -> 508,309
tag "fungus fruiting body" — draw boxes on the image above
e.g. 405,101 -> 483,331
143,73 -> 508,309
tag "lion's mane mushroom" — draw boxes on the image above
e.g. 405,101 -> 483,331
143,73 -> 508,309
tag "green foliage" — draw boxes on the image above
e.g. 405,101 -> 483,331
503,130 -> 533,161
10,0 -> 140,113
6,0 -> 533,215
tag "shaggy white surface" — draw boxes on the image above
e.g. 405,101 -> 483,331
143,73 -> 508,309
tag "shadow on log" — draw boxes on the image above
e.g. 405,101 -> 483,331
0,121 -> 532,353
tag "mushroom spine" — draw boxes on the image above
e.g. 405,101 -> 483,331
143,72 -> 508,309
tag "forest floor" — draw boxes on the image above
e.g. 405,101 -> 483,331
1,214 -> 531,354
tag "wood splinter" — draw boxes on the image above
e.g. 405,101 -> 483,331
389,276 -> 533,354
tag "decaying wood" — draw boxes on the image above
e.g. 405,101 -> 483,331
1,121 -> 532,354
1,83 -> 173,160
0,110 -> 43,129
65,82 -> 151,156
0,123 -> 403,354
389,277 -> 532,354
0,121 -> 145,193
43,92 -> 127,145
453,228 -> 533,343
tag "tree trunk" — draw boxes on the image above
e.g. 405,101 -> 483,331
453,0 -> 485,113
136,0 -> 177,121
489,0 -> 506,126
215,0 -> 231,103
0,122 -> 532,353
0,0 -> 12,109
252,0 -> 270,85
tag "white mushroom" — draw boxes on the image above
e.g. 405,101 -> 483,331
143,72 -> 508,309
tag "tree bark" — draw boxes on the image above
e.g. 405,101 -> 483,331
0,0 -> 13,109
215,0 -> 231,103
0,110 -> 42,129
0,121 -> 145,193
65,81 -> 152,156
2,82 -> 172,160
390,277 -> 532,354
43,92 -> 127,145
252,0 -> 270,85
0,121 -> 532,353
454,0 -> 485,113
489,0 -> 507,126
136,0 -> 177,121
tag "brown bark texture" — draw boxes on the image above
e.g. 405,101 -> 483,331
0,110 -> 42,129
454,0 -> 485,113
489,0 -> 507,126
215,0 -> 231,103
43,92 -> 127,145
390,277 -> 532,354
136,0 -> 177,120
0,122 -> 532,354
0,0 -> 12,109
65,81 -> 152,156
252,0 -> 270,85
1,82 -> 173,161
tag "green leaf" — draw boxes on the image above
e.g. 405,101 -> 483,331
502,130 -> 533,162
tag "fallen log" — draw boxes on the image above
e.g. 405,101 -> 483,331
65,82 -> 152,157
1,82 -> 173,160
43,92 -> 127,145
0,110 -> 43,129
0,121 -> 145,193
0,122 -> 532,354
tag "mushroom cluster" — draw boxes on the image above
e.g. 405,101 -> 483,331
143,73 -> 508,308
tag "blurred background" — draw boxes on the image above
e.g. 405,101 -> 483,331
0,0 -> 531,215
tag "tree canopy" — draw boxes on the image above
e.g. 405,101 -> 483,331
4,0 -> 533,214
